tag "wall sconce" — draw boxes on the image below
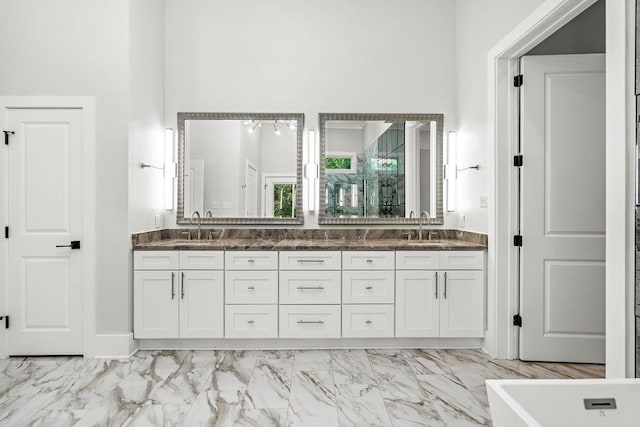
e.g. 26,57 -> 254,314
445,131 -> 457,212
305,129 -> 318,212
164,128 -> 176,211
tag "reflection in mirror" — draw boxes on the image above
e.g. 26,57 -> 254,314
319,113 -> 443,225
177,113 -> 304,225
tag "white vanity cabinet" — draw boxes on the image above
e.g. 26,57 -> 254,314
341,251 -> 395,338
396,251 -> 485,338
224,251 -> 278,338
279,251 -> 341,338
134,251 -> 224,339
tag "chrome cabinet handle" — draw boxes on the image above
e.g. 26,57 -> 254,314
296,286 -> 325,290
444,272 -> 447,299
181,272 -> 185,299
247,286 -> 256,290
247,259 -> 255,263
297,259 -> 325,263
365,286 -> 373,290
435,271 -> 438,299
365,320 -> 373,324
247,320 -> 255,324
171,272 -> 175,300
297,320 -> 325,324
366,259 -> 374,263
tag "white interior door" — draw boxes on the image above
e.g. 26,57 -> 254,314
519,54 -> 605,363
244,160 -> 257,217
7,108 -> 84,355
263,174 -> 296,217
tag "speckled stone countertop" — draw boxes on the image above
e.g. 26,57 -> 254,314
132,229 -> 487,251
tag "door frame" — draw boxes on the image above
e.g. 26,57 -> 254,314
488,0 -> 635,377
0,96 -> 96,358
244,159 -> 258,217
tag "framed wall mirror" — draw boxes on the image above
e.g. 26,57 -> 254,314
177,112 -> 304,225
318,113 -> 444,225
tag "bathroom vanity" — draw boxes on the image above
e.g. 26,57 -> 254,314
132,230 -> 487,348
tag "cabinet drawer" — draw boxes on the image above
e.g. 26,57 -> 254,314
134,251 -> 179,270
279,251 -> 341,270
342,305 -> 395,338
440,251 -> 484,270
225,271 -> 278,304
279,305 -> 341,338
225,305 -> 278,338
179,251 -> 224,270
396,251 -> 440,270
225,251 -> 278,270
342,271 -> 394,304
342,251 -> 394,270
279,271 -> 341,304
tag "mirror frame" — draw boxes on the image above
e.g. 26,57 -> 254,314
176,112 -> 305,225
318,113 -> 444,225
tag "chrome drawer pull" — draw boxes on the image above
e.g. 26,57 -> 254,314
366,259 -> 374,263
247,286 -> 256,290
365,286 -> 373,290
444,272 -> 447,299
296,259 -> 325,263
297,320 -> 325,324
435,271 -> 438,299
171,272 -> 175,300
296,286 -> 325,290
247,259 -> 255,263
247,320 -> 255,324
365,320 -> 373,324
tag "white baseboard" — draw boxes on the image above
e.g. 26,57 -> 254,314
92,333 -> 137,359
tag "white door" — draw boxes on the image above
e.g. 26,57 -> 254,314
439,271 -> 484,338
7,108 -> 84,355
519,54 -> 605,363
244,160 -> 257,217
179,270 -> 224,338
134,271 -> 179,339
395,270 -> 439,337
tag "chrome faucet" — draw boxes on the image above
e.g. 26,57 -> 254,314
204,210 -> 213,219
409,210 -> 415,219
191,211 -> 202,240
419,211 -> 430,241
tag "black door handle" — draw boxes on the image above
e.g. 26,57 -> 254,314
56,241 -> 81,250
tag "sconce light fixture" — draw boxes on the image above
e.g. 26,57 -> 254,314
164,128 -> 176,211
445,131 -> 457,212
305,129 -> 318,212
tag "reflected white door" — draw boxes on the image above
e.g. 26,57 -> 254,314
519,54 -> 605,363
8,108 -> 84,355
263,174 -> 296,217
245,160 -> 257,217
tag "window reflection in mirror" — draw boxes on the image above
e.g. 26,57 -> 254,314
319,114 -> 443,224
176,113 -> 304,225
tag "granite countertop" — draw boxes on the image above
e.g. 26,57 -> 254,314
133,238 -> 486,251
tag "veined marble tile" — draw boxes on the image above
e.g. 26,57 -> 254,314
0,390 -> 66,426
147,351 -> 215,406
211,350 -> 257,391
243,357 -> 294,409
382,398 -> 445,427
401,349 -> 454,376
123,403 -> 190,427
367,350 -> 426,403
73,380 -> 153,427
294,350 -> 332,372
287,370 -> 338,427
29,408 -> 88,427
529,361 -> 604,379
331,350 -> 376,385
246,350 -> 296,360
183,389 -> 243,427
336,383 -> 392,427
417,374 -> 491,425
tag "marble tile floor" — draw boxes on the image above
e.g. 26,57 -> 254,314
0,349 -> 604,427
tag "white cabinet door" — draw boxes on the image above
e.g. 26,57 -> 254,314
342,270 -> 394,304
179,251 -> 224,270
342,251 -> 395,270
179,271 -> 224,338
279,251 -> 341,270
134,271 -> 179,339
225,271 -> 278,304
396,251 -> 440,270
225,251 -> 278,270
134,251 -> 180,270
439,270 -> 484,338
439,251 -> 484,270
342,305 -> 394,338
395,270 -> 439,337
279,305 -> 341,338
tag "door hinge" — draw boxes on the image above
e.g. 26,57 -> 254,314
4,226 -> 7,239
0,316 -> 8,329
3,130 -> 14,145
513,155 -> 523,167
514,74 -> 523,87
513,235 -> 523,246
513,314 -> 522,327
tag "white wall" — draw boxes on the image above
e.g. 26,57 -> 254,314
455,0 -> 548,233
164,0 -> 458,228
129,0 -> 166,233
0,0 -> 131,334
